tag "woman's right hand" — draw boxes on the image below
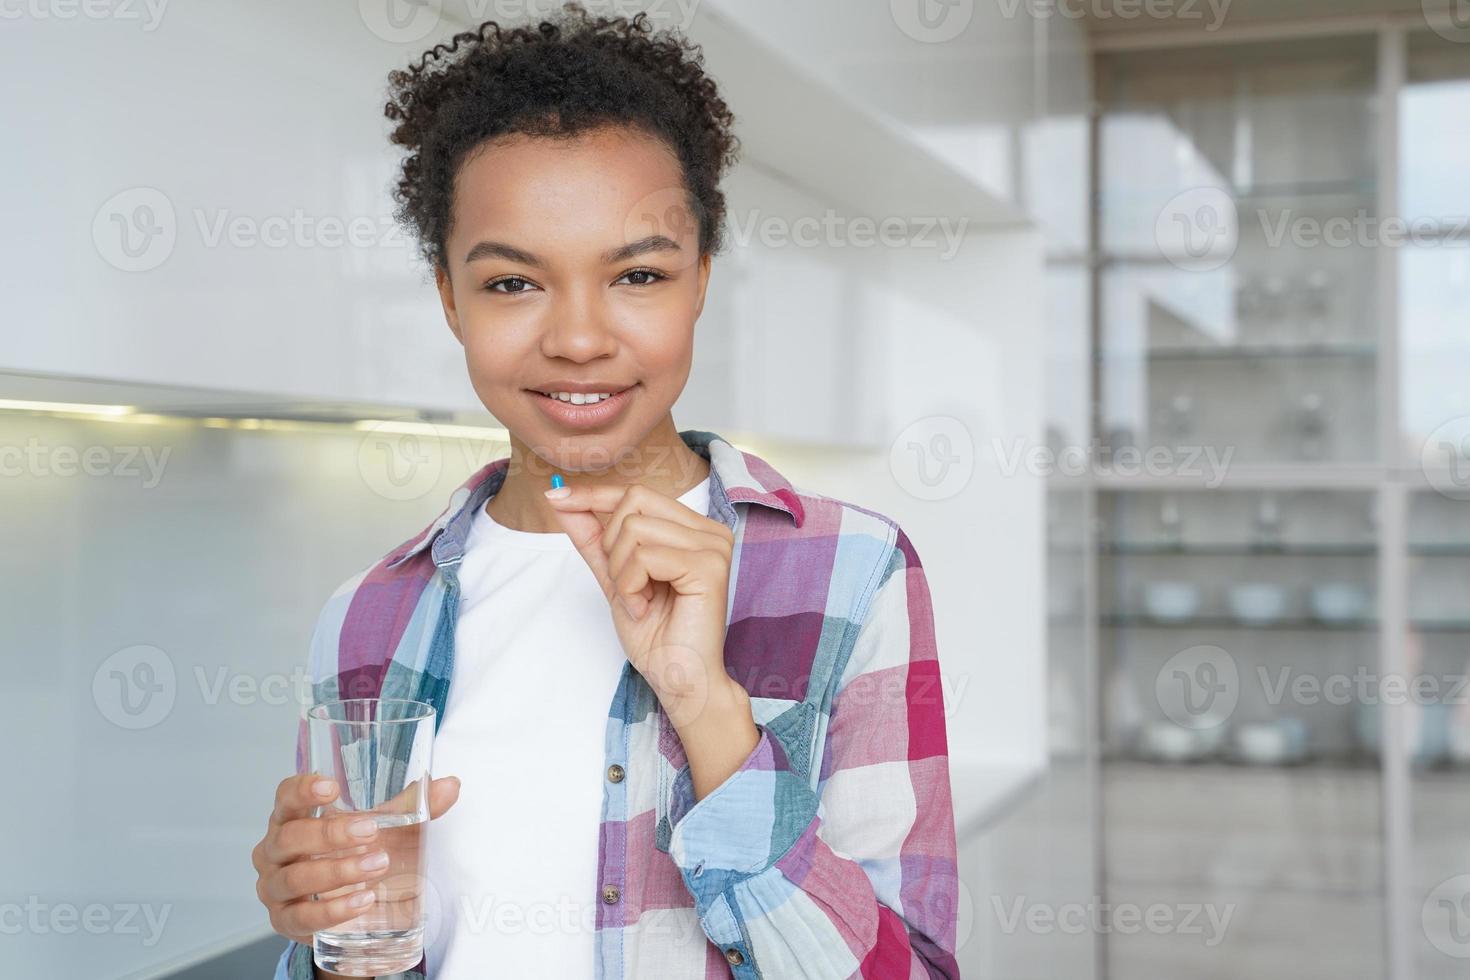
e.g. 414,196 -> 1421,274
251,772 -> 462,946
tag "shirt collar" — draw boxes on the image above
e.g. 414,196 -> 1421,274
384,428 -> 804,571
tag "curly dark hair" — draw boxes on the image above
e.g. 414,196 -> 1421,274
383,2 -> 740,273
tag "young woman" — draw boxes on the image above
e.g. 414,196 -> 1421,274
251,5 -> 959,977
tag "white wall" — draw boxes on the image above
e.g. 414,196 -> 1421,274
0,411 -> 488,977
737,222 -> 1048,773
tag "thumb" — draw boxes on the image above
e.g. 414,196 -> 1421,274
428,775 -> 461,820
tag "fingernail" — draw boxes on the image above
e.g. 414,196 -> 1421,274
348,818 -> 377,838
359,852 -> 389,872
312,779 -> 335,798
543,487 -> 570,499
349,890 -> 376,908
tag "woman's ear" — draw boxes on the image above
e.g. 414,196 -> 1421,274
435,264 -> 464,345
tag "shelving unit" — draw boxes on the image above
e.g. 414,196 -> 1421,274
1084,21 -> 1470,980
1101,542 -> 1377,555
1103,615 -> 1379,631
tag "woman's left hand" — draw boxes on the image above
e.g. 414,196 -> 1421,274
543,482 -> 742,729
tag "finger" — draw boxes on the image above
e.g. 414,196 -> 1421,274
598,484 -> 720,557
543,482 -> 645,516
275,886 -> 377,939
265,812 -> 380,865
547,483 -> 718,556
545,483 -> 723,611
613,544 -> 728,612
271,773 -> 338,826
428,775 -> 461,820
606,517 -> 730,614
263,849 -> 391,904
376,772 -> 457,819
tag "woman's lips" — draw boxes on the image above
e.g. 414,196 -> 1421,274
527,384 -> 637,430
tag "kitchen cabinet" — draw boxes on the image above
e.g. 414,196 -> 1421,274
0,0 -> 1029,453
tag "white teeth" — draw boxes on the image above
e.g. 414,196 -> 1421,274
545,391 -> 613,404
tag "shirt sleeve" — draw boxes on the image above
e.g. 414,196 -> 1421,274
272,938 -> 314,979
668,527 -> 961,978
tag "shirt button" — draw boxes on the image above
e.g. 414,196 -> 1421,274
606,764 -> 625,783
601,884 -> 621,905
724,948 -> 744,966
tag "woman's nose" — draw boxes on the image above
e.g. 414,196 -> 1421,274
538,294 -> 620,360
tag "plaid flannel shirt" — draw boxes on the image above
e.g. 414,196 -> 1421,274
274,428 -> 959,979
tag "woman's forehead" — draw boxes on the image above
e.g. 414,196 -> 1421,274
449,130 -> 693,259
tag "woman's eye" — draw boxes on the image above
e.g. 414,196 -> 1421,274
484,270 -> 666,292
485,276 -> 537,294
619,268 -> 667,287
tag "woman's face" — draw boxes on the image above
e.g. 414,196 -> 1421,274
436,124 -> 712,474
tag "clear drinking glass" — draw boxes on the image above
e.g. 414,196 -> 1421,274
306,698 -> 435,977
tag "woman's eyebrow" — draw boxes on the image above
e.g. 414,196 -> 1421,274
603,234 -> 681,264
463,234 -> 681,267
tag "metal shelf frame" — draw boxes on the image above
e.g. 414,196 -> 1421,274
1082,17 -> 1462,980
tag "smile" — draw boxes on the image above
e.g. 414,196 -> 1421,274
527,384 -> 638,430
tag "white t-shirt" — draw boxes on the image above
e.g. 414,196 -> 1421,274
424,476 -> 712,978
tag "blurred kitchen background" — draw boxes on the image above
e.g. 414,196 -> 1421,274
4,0 -> 1470,977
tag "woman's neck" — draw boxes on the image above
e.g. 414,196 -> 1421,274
484,417 -> 711,533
